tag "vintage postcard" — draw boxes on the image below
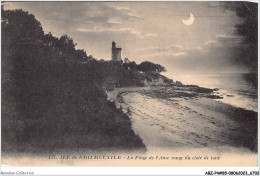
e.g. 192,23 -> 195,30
1,1 -> 258,168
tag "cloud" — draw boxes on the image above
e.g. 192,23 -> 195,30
215,34 -> 243,45
137,31 -> 245,74
76,27 -> 157,39
4,2 -> 144,34
142,52 -> 187,59
173,52 -> 186,56
138,46 -> 167,52
166,44 -> 184,50
107,18 -> 122,24
203,40 -> 218,46
138,44 -> 202,59
163,34 -> 246,73
110,6 -> 142,18
216,34 -> 233,39
4,1 -> 255,73
139,44 -> 182,53
144,33 -> 157,38
187,47 -> 203,52
112,6 -> 135,12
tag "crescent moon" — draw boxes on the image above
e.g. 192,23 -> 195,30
182,13 -> 195,26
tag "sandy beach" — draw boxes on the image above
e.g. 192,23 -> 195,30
2,85 -> 257,166
107,86 -> 257,154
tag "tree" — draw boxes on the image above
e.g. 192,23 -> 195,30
58,35 -> 76,52
2,8 -> 46,74
76,49 -> 88,61
137,61 -> 166,73
2,9 -> 44,45
235,2 -> 257,71
56,35 -> 77,61
155,64 -> 166,73
44,32 -> 59,47
122,61 -> 137,70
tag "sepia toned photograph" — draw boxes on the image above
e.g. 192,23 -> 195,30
1,1 -> 258,167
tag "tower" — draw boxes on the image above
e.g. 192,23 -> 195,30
111,41 -> 116,61
111,41 -> 122,61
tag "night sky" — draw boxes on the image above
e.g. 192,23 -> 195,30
4,1 -> 258,76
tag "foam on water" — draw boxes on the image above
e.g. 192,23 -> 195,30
164,73 -> 258,112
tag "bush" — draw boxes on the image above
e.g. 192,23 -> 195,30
1,8 -> 145,153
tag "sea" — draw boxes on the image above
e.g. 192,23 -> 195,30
164,73 -> 258,112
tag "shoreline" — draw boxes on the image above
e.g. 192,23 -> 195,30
108,85 -> 257,153
166,73 -> 258,112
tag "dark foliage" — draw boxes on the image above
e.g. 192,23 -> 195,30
2,9 -> 44,44
222,2 -> 258,72
137,61 -> 166,73
97,61 -> 146,88
2,8 -> 145,153
235,2 -> 257,45
235,2 -> 258,72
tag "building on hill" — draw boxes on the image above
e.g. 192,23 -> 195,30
124,58 -> 130,63
111,41 -> 122,61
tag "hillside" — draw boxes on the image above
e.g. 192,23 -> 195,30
2,8 -> 150,153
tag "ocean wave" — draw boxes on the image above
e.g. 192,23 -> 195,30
213,89 -> 258,112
